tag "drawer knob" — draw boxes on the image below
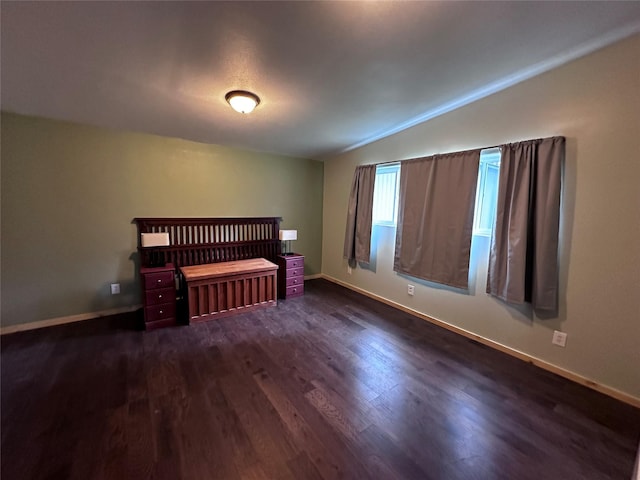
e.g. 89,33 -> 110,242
159,310 -> 163,314
157,279 -> 162,283
158,294 -> 162,299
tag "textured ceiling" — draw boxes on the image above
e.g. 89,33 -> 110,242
2,1 -> 640,159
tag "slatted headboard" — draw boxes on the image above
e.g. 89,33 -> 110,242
133,217 -> 282,269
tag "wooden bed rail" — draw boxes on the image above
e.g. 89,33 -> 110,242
133,217 -> 282,269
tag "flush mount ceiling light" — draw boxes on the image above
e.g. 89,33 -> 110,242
225,90 -> 260,114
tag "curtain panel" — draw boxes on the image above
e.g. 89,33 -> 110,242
343,164 -> 376,267
394,150 -> 480,289
487,136 -> 564,312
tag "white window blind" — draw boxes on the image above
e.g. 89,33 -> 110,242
372,163 -> 400,226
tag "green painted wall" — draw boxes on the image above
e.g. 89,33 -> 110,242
1,113 -> 323,327
322,35 -> 640,398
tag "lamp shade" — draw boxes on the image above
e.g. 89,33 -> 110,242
279,230 -> 297,241
141,232 -> 170,247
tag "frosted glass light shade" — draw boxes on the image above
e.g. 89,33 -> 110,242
141,232 -> 170,247
225,90 -> 260,114
279,230 -> 297,241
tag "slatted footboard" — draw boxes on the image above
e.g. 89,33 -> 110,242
181,259 -> 278,322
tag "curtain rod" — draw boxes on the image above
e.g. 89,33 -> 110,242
371,146 -> 487,167
368,135 -> 563,167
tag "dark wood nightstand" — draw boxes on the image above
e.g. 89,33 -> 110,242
276,254 -> 304,299
140,263 -> 177,330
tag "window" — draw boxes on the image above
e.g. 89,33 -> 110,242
371,154 -> 499,232
473,148 -> 501,236
372,163 -> 400,226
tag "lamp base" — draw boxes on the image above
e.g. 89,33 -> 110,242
281,240 -> 296,256
148,251 -> 166,268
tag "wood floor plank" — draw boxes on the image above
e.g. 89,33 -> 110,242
307,378 -> 373,434
2,279 -> 639,480
357,423 -> 431,480
122,398 -> 155,480
215,361 -> 299,480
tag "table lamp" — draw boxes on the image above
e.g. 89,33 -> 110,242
279,229 -> 297,256
141,232 -> 170,266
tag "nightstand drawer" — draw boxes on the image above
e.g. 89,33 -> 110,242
286,267 -> 303,278
145,286 -> 175,306
286,276 -> 303,287
144,302 -> 176,322
283,256 -> 304,269
285,284 -> 304,297
143,270 -> 174,290
145,318 -> 177,330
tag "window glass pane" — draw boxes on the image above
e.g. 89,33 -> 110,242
473,150 -> 501,236
477,164 -> 499,231
373,164 -> 400,225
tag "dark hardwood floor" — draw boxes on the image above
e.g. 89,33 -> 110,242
2,279 -> 639,480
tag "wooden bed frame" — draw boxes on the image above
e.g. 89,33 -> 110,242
134,217 -> 282,323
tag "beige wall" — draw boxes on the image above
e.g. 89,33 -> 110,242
1,113 -> 323,327
322,35 -> 640,398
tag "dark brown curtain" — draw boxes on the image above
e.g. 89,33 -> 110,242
394,150 -> 480,289
343,164 -> 376,267
487,136 -> 564,312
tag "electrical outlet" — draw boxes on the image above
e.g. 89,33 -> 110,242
552,330 -> 567,347
347,266 -> 352,275
110,283 -> 120,295
407,284 -> 415,296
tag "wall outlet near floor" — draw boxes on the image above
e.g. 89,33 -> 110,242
552,330 -> 567,347
110,283 -> 121,295
407,284 -> 415,296
347,266 -> 352,275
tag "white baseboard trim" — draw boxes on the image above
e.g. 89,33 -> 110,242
304,273 -> 323,280
0,304 -> 142,335
320,274 -> 640,408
